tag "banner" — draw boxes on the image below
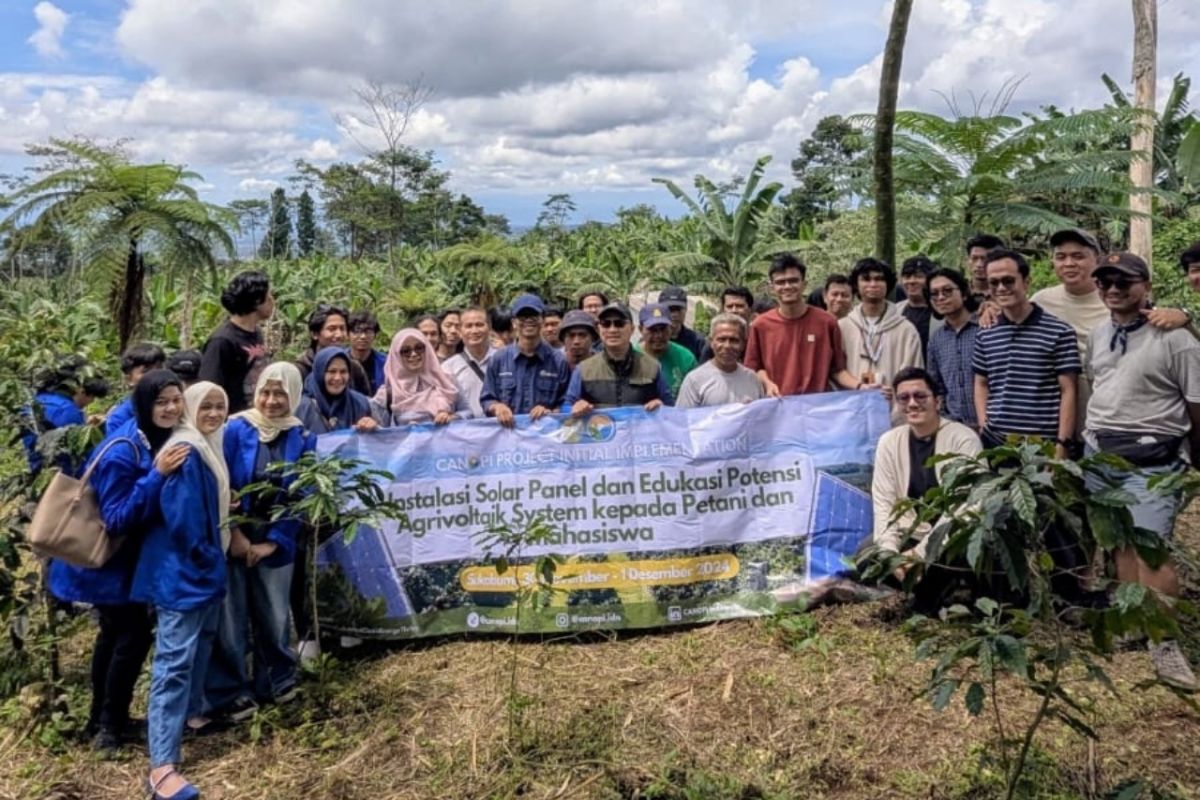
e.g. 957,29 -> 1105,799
315,392 -> 889,638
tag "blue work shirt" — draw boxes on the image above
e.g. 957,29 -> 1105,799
480,341 -> 572,416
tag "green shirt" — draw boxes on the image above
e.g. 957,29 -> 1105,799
637,341 -> 697,399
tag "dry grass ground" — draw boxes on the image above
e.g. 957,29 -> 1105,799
3,515 -> 1199,800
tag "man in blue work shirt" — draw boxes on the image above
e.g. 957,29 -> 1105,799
481,293 -> 572,428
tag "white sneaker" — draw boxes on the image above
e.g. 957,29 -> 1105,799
297,639 -> 320,664
1149,640 -> 1197,692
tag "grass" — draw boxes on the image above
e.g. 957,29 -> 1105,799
3,518 -> 1200,800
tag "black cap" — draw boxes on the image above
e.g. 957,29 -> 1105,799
658,286 -> 688,309
597,302 -> 632,322
1094,252 -> 1150,281
559,309 -> 597,337
1049,228 -> 1101,253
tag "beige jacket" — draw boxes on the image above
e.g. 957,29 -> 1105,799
872,420 -> 982,555
840,302 -> 924,424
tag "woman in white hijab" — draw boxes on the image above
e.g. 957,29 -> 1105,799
129,381 -> 230,800
200,363 -> 317,722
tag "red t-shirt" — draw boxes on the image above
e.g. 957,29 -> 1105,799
744,306 -> 847,395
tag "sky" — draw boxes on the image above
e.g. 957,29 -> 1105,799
0,0 -> 1197,227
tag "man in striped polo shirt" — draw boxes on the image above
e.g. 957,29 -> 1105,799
972,248 -> 1080,459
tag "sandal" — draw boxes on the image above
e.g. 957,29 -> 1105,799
146,768 -> 200,800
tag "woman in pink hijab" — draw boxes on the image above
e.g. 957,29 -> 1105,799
372,328 -> 460,426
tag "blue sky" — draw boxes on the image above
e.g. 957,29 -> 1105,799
1,0 -> 1196,228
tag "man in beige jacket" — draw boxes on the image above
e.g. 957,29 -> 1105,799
872,367 -> 981,611
840,258 -> 923,422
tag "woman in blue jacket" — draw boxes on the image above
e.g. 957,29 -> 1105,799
131,381 -> 230,800
203,363 -> 316,721
48,370 -> 189,754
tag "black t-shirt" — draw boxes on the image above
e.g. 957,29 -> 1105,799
906,433 -> 938,500
199,320 -> 269,414
902,303 -> 933,357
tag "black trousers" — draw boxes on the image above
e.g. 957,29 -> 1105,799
88,603 -> 154,732
290,534 -> 312,642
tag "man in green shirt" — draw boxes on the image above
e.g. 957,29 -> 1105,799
639,303 -> 697,399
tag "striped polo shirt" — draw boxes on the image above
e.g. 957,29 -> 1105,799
972,304 -> 1080,439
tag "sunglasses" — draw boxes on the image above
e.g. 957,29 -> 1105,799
929,287 -> 959,298
1095,276 -> 1144,291
987,276 -> 1019,289
399,346 -> 424,358
597,318 -> 628,329
896,391 -> 932,404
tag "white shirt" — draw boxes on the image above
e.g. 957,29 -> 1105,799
442,347 -> 495,419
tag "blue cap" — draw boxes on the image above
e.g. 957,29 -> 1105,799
639,303 -> 672,329
511,293 -> 545,316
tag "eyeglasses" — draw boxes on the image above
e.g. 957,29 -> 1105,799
987,276 -> 1019,289
1095,276 -> 1144,291
597,318 -> 628,329
399,347 -> 423,358
895,391 -> 932,404
929,287 -> 959,298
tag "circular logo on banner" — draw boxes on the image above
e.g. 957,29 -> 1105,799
466,612 -> 480,629
586,414 -> 615,442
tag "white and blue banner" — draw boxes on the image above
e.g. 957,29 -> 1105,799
316,392 -> 889,638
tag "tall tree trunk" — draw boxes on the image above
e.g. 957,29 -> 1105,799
115,241 -> 144,352
1129,0 -> 1157,260
874,0 -> 914,268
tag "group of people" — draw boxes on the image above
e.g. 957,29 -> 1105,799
20,232 -> 1200,798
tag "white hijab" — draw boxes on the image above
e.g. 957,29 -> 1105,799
234,361 -> 305,443
165,381 -> 232,552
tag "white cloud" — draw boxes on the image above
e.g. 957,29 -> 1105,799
28,2 -> 70,59
0,0 -> 1194,219
237,177 -> 280,194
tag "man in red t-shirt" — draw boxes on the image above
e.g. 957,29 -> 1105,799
746,254 -> 869,396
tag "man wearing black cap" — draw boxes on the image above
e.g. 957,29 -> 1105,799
658,286 -> 707,361
480,293 -> 572,428
166,349 -> 203,387
565,302 -> 671,413
1084,251 -> 1200,691
638,303 -> 697,397
558,310 -> 598,370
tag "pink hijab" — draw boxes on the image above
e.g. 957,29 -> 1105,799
374,328 -> 459,422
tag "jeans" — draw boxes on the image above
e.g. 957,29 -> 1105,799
203,558 -> 296,712
147,602 -> 220,767
89,603 -> 154,733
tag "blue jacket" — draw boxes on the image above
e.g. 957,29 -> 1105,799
105,397 -> 135,437
130,451 -> 226,612
224,417 -> 316,567
48,419 -> 164,606
479,341 -> 572,415
21,392 -> 85,475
